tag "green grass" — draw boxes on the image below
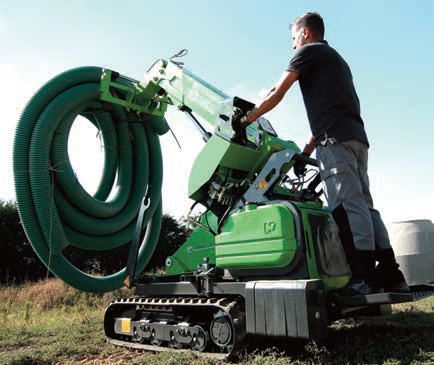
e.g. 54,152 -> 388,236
0,279 -> 433,365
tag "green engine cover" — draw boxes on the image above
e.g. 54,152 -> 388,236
215,204 -> 298,269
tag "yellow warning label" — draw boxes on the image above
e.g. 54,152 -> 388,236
258,178 -> 268,190
121,319 -> 131,333
123,276 -> 130,287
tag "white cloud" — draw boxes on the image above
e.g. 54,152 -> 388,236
0,63 -> 38,201
0,15 -> 7,34
370,164 -> 434,224
3,66 -> 311,219
160,107 -> 205,218
68,116 -> 105,194
4,71 -> 432,225
227,82 -> 310,144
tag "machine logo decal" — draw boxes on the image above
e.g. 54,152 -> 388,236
264,221 -> 277,234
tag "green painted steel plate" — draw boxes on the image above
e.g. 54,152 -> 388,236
216,204 -> 297,269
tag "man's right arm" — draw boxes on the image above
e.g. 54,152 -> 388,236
302,135 -> 316,156
245,71 -> 299,123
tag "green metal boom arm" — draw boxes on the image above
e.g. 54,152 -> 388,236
99,59 -> 229,126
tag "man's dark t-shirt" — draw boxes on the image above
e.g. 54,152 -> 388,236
287,40 -> 369,146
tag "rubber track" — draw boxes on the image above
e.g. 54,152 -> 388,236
104,296 -> 246,360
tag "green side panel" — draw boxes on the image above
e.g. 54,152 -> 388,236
215,204 -> 297,269
188,134 -> 270,200
165,212 -> 217,276
187,133 -> 300,202
269,135 -> 301,153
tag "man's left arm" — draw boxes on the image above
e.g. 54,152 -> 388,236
245,70 -> 299,123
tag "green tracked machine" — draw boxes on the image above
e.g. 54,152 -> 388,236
13,51 -> 430,359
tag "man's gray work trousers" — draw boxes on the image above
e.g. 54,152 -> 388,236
316,140 -> 391,252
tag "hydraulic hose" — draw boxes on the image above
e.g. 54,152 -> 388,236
13,67 -> 167,293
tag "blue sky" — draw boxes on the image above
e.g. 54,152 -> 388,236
1,0 -> 433,223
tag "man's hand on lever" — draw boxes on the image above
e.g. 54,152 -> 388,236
294,135 -> 315,177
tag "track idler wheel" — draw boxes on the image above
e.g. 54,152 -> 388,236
150,329 -> 163,346
210,312 -> 234,351
190,325 -> 209,352
168,330 -> 183,349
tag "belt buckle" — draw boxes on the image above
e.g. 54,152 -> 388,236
320,137 -> 337,146
329,137 -> 337,145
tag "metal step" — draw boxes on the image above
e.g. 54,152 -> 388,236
330,291 -> 413,309
330,285 -> 433,312
410,284 -> 434,301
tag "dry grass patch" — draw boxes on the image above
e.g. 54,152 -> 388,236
0,280 -> 432,365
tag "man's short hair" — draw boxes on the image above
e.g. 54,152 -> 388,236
291,12 -> 325,38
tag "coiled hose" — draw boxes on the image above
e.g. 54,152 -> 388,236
13,67 -> 168,293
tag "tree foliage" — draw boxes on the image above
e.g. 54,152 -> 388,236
0,200 -> 190,284
0,200 -> 47,283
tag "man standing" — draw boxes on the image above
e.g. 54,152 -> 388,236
234,12 -> 408,295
